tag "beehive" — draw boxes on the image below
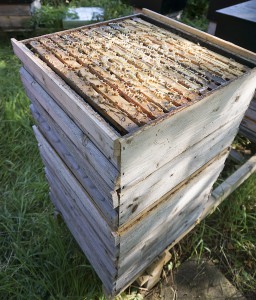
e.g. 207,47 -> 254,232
12,9 -> 256,296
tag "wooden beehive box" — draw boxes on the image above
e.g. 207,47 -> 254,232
0,0 -> 35,31
12,9 -> 256,296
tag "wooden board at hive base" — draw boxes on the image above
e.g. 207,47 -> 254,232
115,149 -> 229,293
32,120 -> 230,295
240,94 -> 256,143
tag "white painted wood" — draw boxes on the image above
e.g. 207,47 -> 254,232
119,115 -> 242,225
20,68 -> 120,197
119,69 -> 256,189
12,39 -> 120,167
33,126 -> 119,250
49,189 -> 116,294
30,103 -> 118,228
115,150 -> 228,292
142,9 -> 256,64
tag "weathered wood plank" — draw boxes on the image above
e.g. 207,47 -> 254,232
0,4 -> 31,16
248,97 -> 256,111
46,170 -> 117,277
29,98 -> 118,208
119,68 -> 256,189
118,115 -> 241,225
118,149 -> 229,255
30,103 -> 118,228
48,189 -> 116,294
28,39 -> 141,133
33,126 -> 120,251
241,117 -> 256,133
239,126 -> 256,144
20,67 -> 120,197
0,16 -> 31,28
11,39 -> 120,167
20,13 -> 141,44
115,150 -> 229,292
211,153 -> 256,209
126,18 -> 249,76
244,107 -> 256,121
142,9 -> 256,64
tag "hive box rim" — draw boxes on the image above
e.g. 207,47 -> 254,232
12,12 -> 256,141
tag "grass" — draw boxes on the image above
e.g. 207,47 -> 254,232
0,41 -> 104,299
1,0 -> 256,298
179,173 -> 256,298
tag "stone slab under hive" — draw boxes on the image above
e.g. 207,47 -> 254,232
12,9 -> 256,296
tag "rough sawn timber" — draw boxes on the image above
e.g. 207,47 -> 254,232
115,149 -> 229,293
11,9 -> 256,297
12,39 -> 120,168
119,68 -> 256,189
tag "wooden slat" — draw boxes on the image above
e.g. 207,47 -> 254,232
28,39 -> 139,134
239,126 -> 256,144
35,37 -> 162,120
0,16 -> 31,28
30,103 -> 118,228
33,126 -> 120,251
46,170 -> 117,276
20,13 -> 141,44
142,9 -> 256,64
0,4 -> 31,16
50,33 -> 171,114
244,107 -> 256,121
113,20 -> 237,83
82,29 -> 198,101
48,189 -> 116,294
211,153 -> 256,208
20,68 -> 120,198
119,68 -> 256,189
115,149 -> 229,292
126,18 -> 249,77
241,117 -> 256,133
11,38 -> 120,167
118,115 -> 241,225
248,97 -> 256,111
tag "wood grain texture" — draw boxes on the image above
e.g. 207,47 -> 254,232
142,9 -> 256,64
33,126 -> 119,250
48,189 -> 116,294
118,115 -> 241,225
20,68 -> 121,197
119,68 -> 256,189
241,117 -> 256,132
30,103 -> 118,228
0,4 -> 31,16
0,16 -> 31,28
12,39 -> 120,167
115,150 -> 229,293
211,153 -> 256,209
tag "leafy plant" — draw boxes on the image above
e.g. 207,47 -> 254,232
30,4 -> 77,29
73,0 -> 133,20
181,0 -> 209,31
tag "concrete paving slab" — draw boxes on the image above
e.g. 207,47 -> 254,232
145,259 -> 246,300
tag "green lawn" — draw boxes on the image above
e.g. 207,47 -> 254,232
0,3 -> 256,298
